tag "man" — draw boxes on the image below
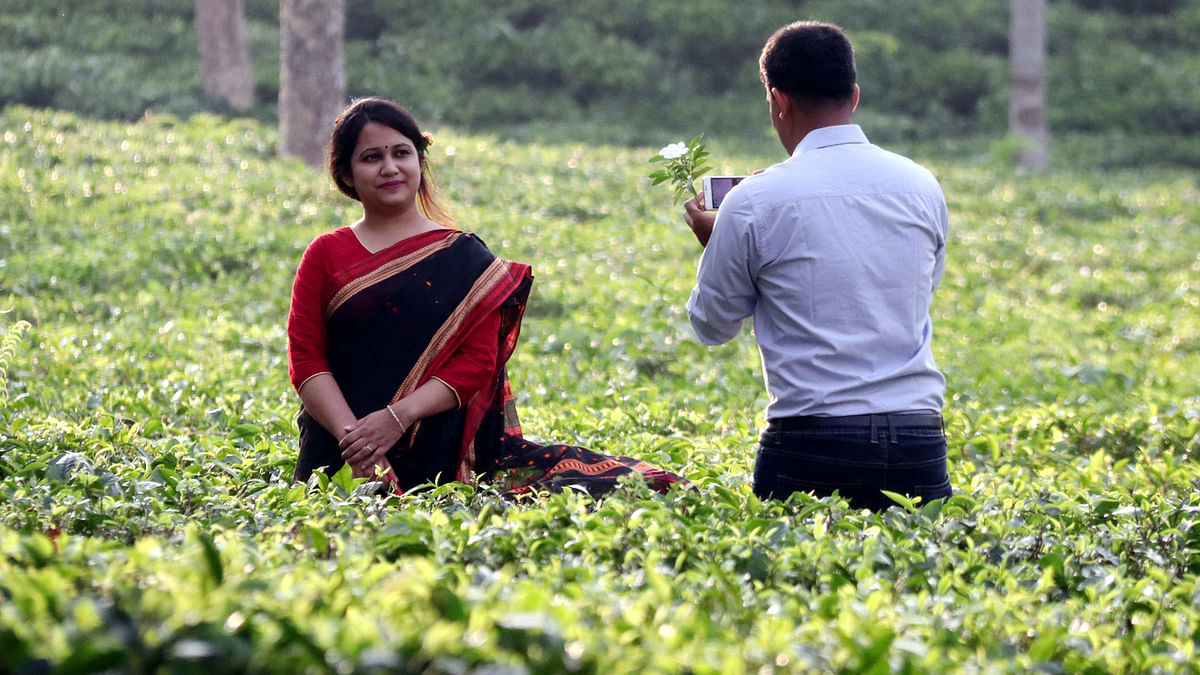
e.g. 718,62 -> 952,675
682,21 -> 951,510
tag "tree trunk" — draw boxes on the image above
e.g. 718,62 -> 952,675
279,0 -> 346,167
194,0 -> 255,111
1009,0 -> 1049,168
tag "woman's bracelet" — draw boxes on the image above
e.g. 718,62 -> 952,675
386,404 -> 406,433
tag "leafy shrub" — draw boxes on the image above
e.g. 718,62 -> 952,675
2,106 -> 1200,672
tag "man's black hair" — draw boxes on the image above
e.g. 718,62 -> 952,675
759,21 -> 857,106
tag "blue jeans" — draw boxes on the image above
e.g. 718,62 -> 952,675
752,413 -> 952,511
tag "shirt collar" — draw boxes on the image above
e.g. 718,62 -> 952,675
792,124 -> 869,157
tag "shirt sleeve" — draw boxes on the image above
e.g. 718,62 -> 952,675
428,307 -> 502,407
686,189 -> 759,345
287,238 -> 332,391
931,191 -> 949,293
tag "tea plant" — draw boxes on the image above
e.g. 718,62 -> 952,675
1,106 -> 1199,673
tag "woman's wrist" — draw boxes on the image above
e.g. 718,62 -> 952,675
384,402 -> 407,434
386,401 -> 419,433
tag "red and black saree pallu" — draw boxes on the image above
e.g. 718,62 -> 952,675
295,229 -> 683,496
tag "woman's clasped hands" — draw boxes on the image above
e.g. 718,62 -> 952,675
338,403 -> 408,478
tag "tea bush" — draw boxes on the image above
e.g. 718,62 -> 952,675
1,107 -> 1199,672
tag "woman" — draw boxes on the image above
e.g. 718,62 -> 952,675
288,97 -> 681,496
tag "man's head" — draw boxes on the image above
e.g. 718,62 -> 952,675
759,21 -> 857,107
759,21 -> 859,150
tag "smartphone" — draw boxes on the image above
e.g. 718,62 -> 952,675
703,176 -> 747,210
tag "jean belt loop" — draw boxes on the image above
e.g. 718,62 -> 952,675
869,416 -> 878,444
889,415 -> 898,444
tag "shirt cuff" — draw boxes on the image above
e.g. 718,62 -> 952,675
296,371 -> 332,393
430,376 -> 462,408
687,291 -> 740,345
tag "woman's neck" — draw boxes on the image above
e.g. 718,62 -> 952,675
353,207 -> 443,252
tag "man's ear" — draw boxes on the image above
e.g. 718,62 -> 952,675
851,84 -> 860,112
770,87 -> 791,120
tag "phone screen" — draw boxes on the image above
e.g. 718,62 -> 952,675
705,176 -> 746,210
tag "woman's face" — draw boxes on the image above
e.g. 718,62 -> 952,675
346,121 -> 422,215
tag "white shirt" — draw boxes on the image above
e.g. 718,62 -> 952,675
687,124 -> 947,419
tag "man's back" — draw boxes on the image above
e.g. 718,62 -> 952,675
687,124 -> 947,418
682,20 -> 953,508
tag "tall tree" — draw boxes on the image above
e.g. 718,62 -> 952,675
194,0 -> 255,111
1009,0 -> 1049,168
279,0 -> 345,167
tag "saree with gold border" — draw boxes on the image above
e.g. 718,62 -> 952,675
295,229 -> 683,495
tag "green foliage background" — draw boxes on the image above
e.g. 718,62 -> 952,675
2,104 -> 1200,671
2,0 -> 1199,162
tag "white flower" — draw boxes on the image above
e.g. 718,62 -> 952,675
658,142 -> 688,160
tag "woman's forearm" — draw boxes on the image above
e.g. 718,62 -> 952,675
391,379 -> 459,430
297,373 -> 358,440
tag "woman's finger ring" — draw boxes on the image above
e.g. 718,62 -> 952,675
365,444 -> 373,452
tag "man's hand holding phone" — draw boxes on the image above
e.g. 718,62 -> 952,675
685,175 -> 746,247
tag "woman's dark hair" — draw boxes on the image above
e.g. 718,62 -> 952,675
759,21 -> 857,107
328,96 -> 453,224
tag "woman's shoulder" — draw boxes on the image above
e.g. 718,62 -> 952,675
449,230 -> 509,264
448,229 -> 493,250
305,226 -> 360,253
445,231 -> 530,277
299,226 -> 341,248
309,226 -> 356,245
298,227 -> 361,269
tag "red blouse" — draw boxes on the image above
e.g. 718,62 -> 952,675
287,227 -> 500,407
